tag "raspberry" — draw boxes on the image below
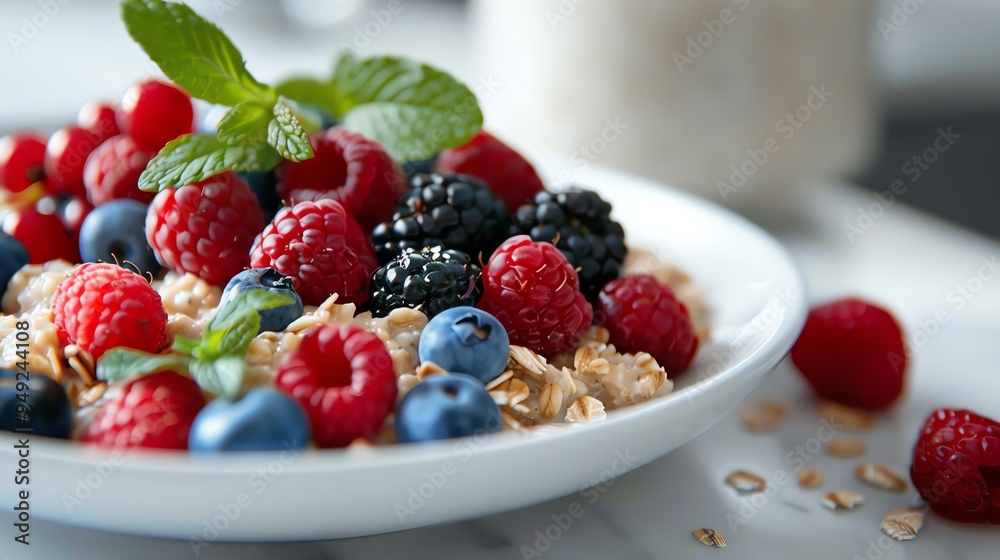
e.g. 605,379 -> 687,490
146,172 -> 265,287
275,128 -> 403,232
0,133 -> 46,194
790,298 -> 907,410
910,408 -> 1000,524
51,262 -> 168,360
2,206 -> 77,264
77,101 -> 120,142
371,173 -> 510,264
512,189 -> 627,300
250,199 -> 377,307
477,235 -> 592,356
598,274 -> 698,376
435,131 -> 545,211
117,80 -> 194,152
44,126 -> 103,197
83,134 -> 155,206
275,324 -> 396,447
80,371 -> 205,449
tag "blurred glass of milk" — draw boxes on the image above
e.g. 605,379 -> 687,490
471,0 -> 878,218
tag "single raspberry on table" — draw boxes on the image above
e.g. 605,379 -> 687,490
910,408 -> 1000,524
117,79 -> 195,152
275,128 -> 403,231
790,297 -> 907,410
51,262 -> 168,360
80,371 -> 206,449
146,172 -> 265,287
250,198 -> 377,307
83,134 -> 155,206
435,131 -> 545,211
275,324 -> 397,448
477,235 -> 592,356
598,274 -> 698,376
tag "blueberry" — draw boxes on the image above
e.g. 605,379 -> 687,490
418,307 -> 509,384
219,268 -> 304,334
0,232 -> 29,301
395,373 -> 501,443
237,171 -> 281,222
189,388 -> 310,452
0,370 -> 72,439
78,199 -> 160,276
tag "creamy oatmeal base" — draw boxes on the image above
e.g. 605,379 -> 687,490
0,246 -> 709,444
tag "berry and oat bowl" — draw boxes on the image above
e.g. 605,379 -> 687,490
0,0 -> 712,455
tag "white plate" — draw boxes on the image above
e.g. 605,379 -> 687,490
0,166 -> 807,541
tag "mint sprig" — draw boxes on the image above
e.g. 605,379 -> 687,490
139,133 -> 281,191
267,97 -> 315,162
121,0 -> 274,106
216,101 -> 272,145
94,286 -> 298,397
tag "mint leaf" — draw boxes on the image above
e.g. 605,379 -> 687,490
139,133 -> 281,191
170,336 -> 200,356
267,97 -> 315,162
275,77 -> 339,117
190,356 -> 245,397
330,53 -> 483,161
216,101 -> 272,145
96,348 -> 189,382
121,0 -> 274,106
199,289 -> 297,359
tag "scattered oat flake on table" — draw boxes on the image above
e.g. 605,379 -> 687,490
798,469 -> 824,488
881,508 -> 924,541
822,491 -> 864,510
740,400 -> 787,432
826,439 -> 866,457
725,470 -> 767,492
855,462 -> 907,492
817,401 -> 873,430
691,528 -> 727,548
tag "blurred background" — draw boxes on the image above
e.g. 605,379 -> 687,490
1,0 -> 998,235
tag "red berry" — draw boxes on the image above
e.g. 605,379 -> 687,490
2,206 -> 76,264
477,235 -> 592,356
910,408 -> 1000,524
790,297 -> 907,410
117,80 -> 194,152
146,172 -> 264,287
51,262 -> 168,360
80,371 -> 205,449
435,131 -> 545,211
55,195 -> 94,239
276,324 -> 396,448
0,133 -> 46,194
275,128 -> 403,232
250,199 -> 378,307
44,126 -> 103,197
83,134 -> 155,206
598,274 -> 698,376
77,101 -> 120,141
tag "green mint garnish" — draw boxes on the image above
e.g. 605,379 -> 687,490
121,0 -> 274,106
139,133 -> 281,191
275,77 -> 338,117
328,53 -> 483,161
189,356 -> 245,399
216,101 -> 272,145
267,97 -> 316,162
96,348 -> 190,383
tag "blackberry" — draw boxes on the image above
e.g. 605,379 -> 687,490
371,173 -> 510,264
368,246 -> 482,318
511,189 -> 627,301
